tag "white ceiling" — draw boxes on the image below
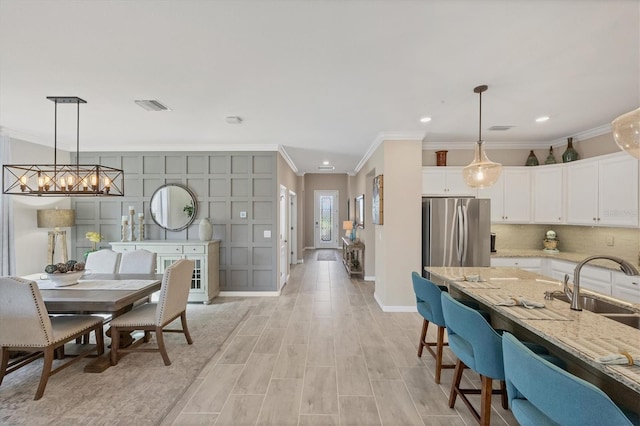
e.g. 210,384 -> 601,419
0,0 -> 638,174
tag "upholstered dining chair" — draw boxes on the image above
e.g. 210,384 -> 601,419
440,291 -> 507,426
109,259 -> 194,366
0,277 -> 105,400
502,332 -> 636,426
411,271 -> 455,384
85,249 -> 121,273
118,249 -> 157,274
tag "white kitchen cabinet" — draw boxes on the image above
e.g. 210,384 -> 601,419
532,165 -> 565,224
421,167 -> 476,196
478,168 -> 531,223
566,153 -> 638,227
490,257 -> 542,273
548,259 -> 612,296
111,240 -> 220,304
612,272 -> 640,304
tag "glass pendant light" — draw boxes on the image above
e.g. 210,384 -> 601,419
463,85 -> 502,188
611,107 -> 640,159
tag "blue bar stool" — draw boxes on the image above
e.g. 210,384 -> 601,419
502,332 -> 636,426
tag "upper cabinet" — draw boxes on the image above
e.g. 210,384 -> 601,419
478,168 -> 531,223
533,165 -> 564,224
566,153 -> 638,227
422,167 -> 476,197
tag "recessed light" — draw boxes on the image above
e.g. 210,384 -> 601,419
322,161 -> 330,165
420,116 -> 432,123
536,116 -> 550,123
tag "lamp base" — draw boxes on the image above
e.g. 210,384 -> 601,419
47,230 -> 69,265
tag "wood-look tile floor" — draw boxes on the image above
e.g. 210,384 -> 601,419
164,250 -> 519,426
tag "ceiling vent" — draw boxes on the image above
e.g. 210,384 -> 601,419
488,125 -> 515,131
134,100 -> 171,111
317,165 -> 335,171
226,116 -> 243,124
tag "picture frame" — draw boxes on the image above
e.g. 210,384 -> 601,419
354,194 -> 364,228
347,198 -> 350,221
372,175 -> 383,225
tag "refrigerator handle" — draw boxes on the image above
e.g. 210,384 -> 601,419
456,205 -> 464,265
461,205 -> 469,265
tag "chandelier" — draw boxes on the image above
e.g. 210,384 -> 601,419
462,85 -> 502,188
3,96 -> 124,197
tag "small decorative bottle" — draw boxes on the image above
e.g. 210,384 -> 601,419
525,150 -> 539,166
562,137 -> 579,163
544,146 -> 557,165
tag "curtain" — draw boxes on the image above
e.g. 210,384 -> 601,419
0,133 -> 15,275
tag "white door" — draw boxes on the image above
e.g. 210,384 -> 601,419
279,186 -> 288,290
289,191 -> 297,265
314,190 -> 339,249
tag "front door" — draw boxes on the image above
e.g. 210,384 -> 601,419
314,190 -> 339,249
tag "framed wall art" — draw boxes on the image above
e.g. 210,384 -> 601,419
354,194 -> 364,228
372,175 -> 383,225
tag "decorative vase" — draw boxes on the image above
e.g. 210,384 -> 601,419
544,146 -> 557,164
198,218 -> 213,241
562,137 -> 579,163
435,150 -> 448,166
525,150 -> 539,166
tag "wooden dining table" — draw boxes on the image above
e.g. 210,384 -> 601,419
23,272 -> 162,372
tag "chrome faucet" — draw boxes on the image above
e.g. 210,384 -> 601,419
564,255 -> 639,311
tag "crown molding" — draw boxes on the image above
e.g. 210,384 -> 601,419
278,145 -> 299,174
354,132 -> 424,173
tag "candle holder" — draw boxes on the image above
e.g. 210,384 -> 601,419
128,207 -> 136,241
121,220 -> 129,242
137,214 -> 144,241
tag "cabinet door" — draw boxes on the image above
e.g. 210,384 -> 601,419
421,168 -> 447,195
566,160 -> 599,225
446,168 -> 477,196
186,255 -> 206,298
503,169 -> 531,223
598,155 -> 639,227
477,173 -> 504,222
533,166 -> 564,223
157,255 -> 182,273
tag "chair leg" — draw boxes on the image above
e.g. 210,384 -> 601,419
449,359 -> 465,408
156,327 -> 171,366
180,311 -> 193,345
418,318 -> 429,357
110,327 -> 120,366
0,347 -> 9,386
143,331 -> 151,343
34,347 -> 54,400
435,326 -> 446,384
480,375 -> 493,426
500,380 -> 508,409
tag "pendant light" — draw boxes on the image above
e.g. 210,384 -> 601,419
3,96 -> 124,196
611,107 -> 640,159
462,85 -> 502,188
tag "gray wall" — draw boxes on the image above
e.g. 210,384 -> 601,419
71,151 -> 278,291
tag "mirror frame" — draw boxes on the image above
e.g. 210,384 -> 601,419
149,183 -> 198,232
354,194 -> 364,229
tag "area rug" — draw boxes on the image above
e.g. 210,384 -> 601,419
0,299 -> 250,426
316,250 -> 338,261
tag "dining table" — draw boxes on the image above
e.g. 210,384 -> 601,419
22,272 -> 163,372
425,266 -> 640,416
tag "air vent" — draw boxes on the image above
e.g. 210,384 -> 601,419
488,125 -> 515,131
317,165 -> 335,171
226,116 -> 243,124
134,100 -> 171,111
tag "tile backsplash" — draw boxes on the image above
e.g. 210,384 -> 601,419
492,224 -> 640,267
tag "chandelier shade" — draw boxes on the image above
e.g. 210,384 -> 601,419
2,96 -> 124,197
611,107 -> 640,159
462,85 -> 502,188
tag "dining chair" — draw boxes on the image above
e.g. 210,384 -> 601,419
118,249 -> 157,274
411,271 -> 455,383
109,259 -> 195,366
85,249 -> 121,273
0,277 -> 105,400
502,331 -> 636,426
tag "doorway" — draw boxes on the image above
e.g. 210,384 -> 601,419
289,190 -> 297,265
314,190 -> 339,249
279,185 -> 288,290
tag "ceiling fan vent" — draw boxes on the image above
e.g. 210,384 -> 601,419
488,125 -> 514,131
317,165 -> 335,171
134,100 -> 171,111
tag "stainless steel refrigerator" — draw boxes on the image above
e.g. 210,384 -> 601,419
422,197 -> 491,274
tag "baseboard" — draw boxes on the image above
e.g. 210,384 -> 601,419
297,259 -> 304,264
219,291 -> 281,297
303,246 -> 315,251
364,275 -> 375,281
373,292 -> 417,312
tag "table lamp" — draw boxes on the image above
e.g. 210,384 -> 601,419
37,208 -> 75,265
343,220 -> 353,240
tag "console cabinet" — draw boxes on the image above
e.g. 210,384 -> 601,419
110,240 -> 220,304
341,237 -> 364,278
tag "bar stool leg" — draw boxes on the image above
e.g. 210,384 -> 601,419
418,318 -> 428,357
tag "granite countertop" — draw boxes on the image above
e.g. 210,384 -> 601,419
491,249 -> 630,271
426,266 -> 640,396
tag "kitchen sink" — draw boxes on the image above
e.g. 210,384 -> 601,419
552,294 -> 636,314
602,314 -> 640,330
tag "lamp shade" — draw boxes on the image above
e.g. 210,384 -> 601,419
612,107 -> 640,159
37,209 -> 75,228
463,142 -> 503,188
343,221 -> 353,231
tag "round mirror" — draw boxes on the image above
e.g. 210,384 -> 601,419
149,183 -> 198,231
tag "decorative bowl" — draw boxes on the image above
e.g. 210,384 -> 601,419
46,270 -> 85,287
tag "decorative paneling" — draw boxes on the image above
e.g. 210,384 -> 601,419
71,151 -> 278,292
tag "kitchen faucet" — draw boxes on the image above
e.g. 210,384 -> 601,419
564,255 -> 639,311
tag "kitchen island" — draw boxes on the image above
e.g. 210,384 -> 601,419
426,266 -> 640,415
